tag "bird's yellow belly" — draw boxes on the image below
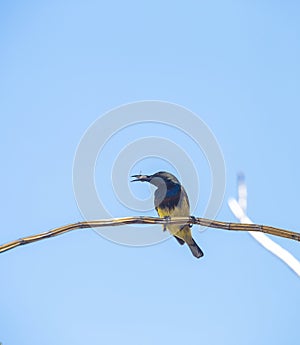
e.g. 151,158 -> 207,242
157,205 -> 190,237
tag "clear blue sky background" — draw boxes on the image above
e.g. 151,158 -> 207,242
1,1 -> 300,344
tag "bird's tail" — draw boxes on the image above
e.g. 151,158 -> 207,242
187,238 -> 204,258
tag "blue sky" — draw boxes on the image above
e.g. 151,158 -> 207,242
1,1 -> 300,344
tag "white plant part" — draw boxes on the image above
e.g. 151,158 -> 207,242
228,174 -> 300,277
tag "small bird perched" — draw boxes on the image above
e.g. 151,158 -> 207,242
131,171 -> 204,258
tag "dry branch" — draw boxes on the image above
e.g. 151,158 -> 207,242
1,216 -> 300,254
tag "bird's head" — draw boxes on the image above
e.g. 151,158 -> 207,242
131,171 -> 180,188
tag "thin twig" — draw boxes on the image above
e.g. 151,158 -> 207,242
1,216 -> 300,254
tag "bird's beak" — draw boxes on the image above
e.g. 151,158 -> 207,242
131,174 -> 151,182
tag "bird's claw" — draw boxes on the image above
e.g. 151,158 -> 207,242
189,216 -> 196,228
163,216 -> 171,231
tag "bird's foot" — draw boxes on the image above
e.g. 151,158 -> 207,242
179,216 -> 196,230
189,216 -> 197,228
163,216 -> 171,231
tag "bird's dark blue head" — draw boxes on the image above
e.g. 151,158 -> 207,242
131,171 -> 182,209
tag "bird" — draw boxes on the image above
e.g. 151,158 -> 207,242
131,171 -> 204,258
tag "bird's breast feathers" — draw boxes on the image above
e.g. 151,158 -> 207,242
155,186 -> 190,235
156,201 -> 190,236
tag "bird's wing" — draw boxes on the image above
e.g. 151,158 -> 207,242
174,235 -> 185,245
179,185 -> 190,209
